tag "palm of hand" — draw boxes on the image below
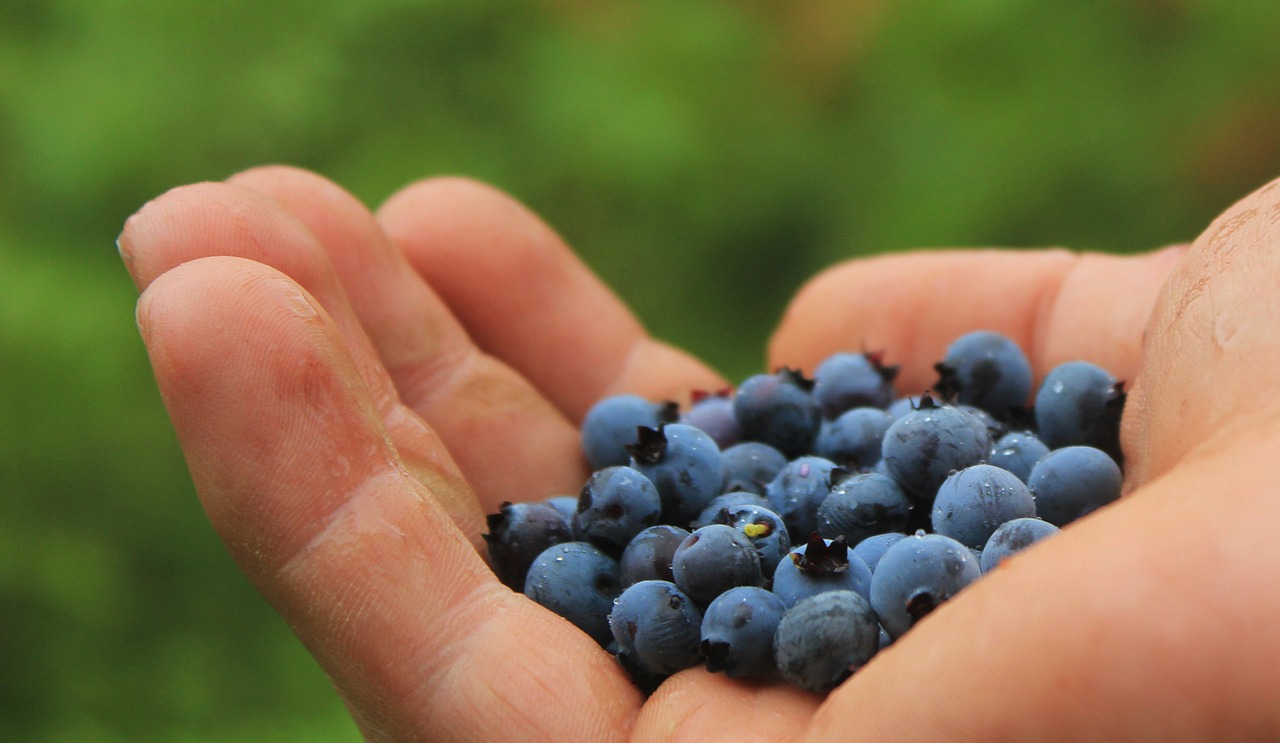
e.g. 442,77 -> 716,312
120,167 -> 1280,742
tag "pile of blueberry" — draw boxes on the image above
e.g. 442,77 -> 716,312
483,331 -> 1126,694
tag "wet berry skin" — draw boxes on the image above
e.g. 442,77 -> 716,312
988,431 -> 1050,483
628,423 -> 724,526
482,501 -> 573,589
851,532 -> 908,573
765,455 -> 843,543
733,368 -> 822,458
817,471 -> 913,547
719,441 -> 788,495
980,517 -> 1060,572
930,463 -> 1037,550
524,542 -> 622,646
671,524 -> 765,606
700,586 -> 787,679
571,465 -> 662,552
870,532 -> 981,640
581,394 -> 678,470
933,330 -> 1033,420
691,491 -> 771,529
1027,445 -> 1123,526
881,395 -> 991,504
811,351 -> 898,418
710,503 -> 792,579
773,590 -> 880,693
619,524 -> 690,587
1034,361 -> 1126,461
609,580 -> 704,678
680,390 -> 740,449
814,407 -> 893,470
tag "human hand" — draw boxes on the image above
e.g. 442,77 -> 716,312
119,167 -> 1280,742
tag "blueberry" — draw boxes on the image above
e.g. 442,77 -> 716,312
957,403 -> 1008,443
850,532 -> 907,573
671,524 -> 765,606
816,471 -> 913,546
1034,361 -> 1126,461
1027,445 -> 1123,526
524,542 -> 622,646
871,533 -> 981,640
764,455 -> 845,543
930,463 -> 1037,550
733,368 -> 822,457
933,330 -> 1033,420
710,503 -> 792,579
609,580 -> 703,678
700,586 -> 787,679
572,466 -> 663,552
813,407 -> 893,469
988,431 -> 1050,483
773,590 -> 879,693
980,517 -> 1060,572
771,534 -> 873,607
880,393 -> 991,504
542,495 -> 579,523
885,394 -> 923,422
679,389 -> 740,449
628,423 -> 724,525
483,501 -> 573,589
811,351 -> 899,418
691,491 -> 771,529
719,441 -> 788,495
619,524 -> 690,587
581,394 -> 679,470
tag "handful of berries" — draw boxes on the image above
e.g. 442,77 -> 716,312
483,330 -> 1125,693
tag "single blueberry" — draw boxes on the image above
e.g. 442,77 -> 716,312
931,463 -> 1037,550
609,580 -> 703,678
811,351 -> 899,418
733,368 -> 822,458
773,590 -> 879,693
871,533 -> 980,640
524,542 -> 622,646
700,586 -> 787,679
572,466 -> 662,552
671,524 -> 765,606
1027,445 -> 1122,526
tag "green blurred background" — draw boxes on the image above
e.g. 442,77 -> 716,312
2,0 -> 1278,739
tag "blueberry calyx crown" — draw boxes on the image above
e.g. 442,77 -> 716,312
931,362 -> 963,404
863,349 -> 900,384
626,425 -> 669,465
480,501 -> 515,544
791,533 -> 851,575
776,366 -> 816,392
914,391 -> 940,411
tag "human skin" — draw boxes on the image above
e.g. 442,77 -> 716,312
118,166 -> 1280,742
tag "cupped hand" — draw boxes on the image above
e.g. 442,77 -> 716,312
119,167 -> 1280,742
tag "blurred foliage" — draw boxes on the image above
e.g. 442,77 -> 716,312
1,0 -> 1278,739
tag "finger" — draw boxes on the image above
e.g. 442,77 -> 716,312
632,667 -> 822,743
377,177 -> 726,420
223,165 -> 586,508
768,246 -> 1186,395
1126,175 -> 1280,487
804,177 -> 1280,742
803,428 -> 1280,742
138,256 -> 642,742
